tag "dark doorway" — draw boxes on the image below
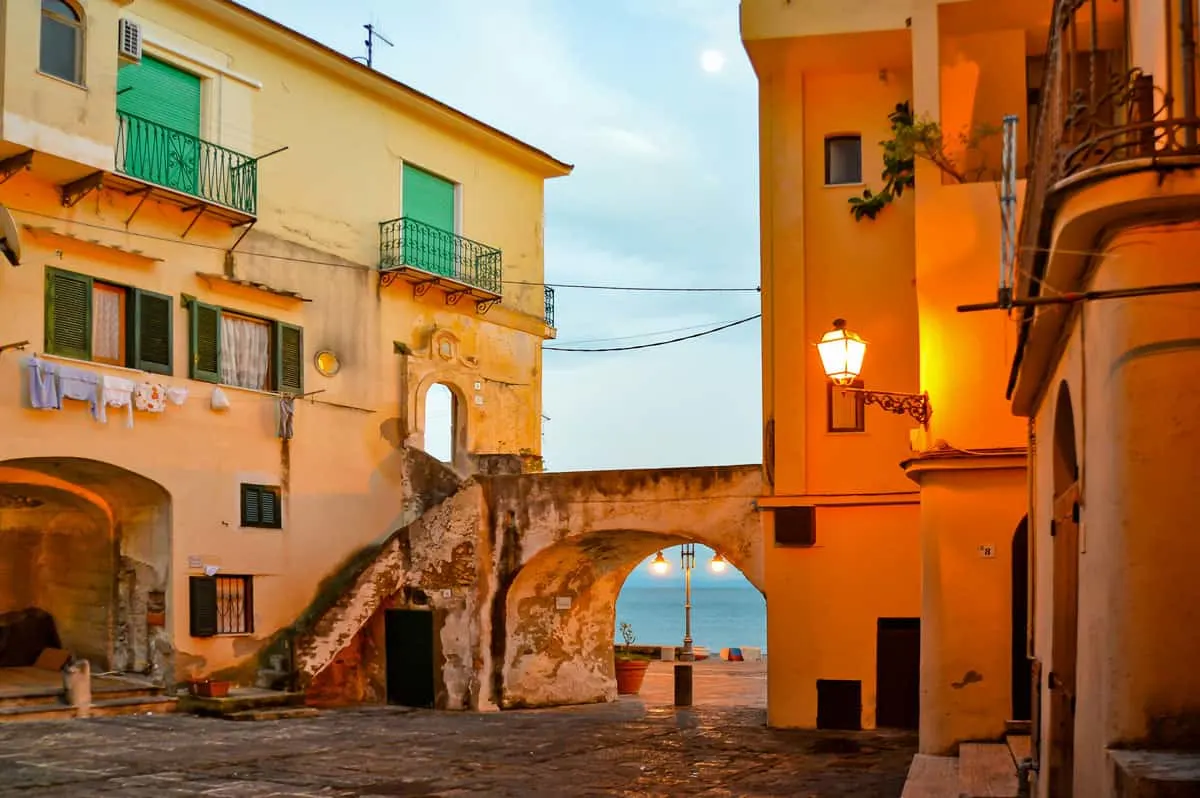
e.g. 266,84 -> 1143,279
1011,517 -> 1032,722
876,617 -> 921,729
385,609 -> 435,708
816,679 -> 862,730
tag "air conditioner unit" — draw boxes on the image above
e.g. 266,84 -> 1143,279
118,19 -> 142,64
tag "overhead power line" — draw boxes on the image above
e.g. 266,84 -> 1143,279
553,317 -> 755,347
7,206 -> 760,294
545,314 -> 761,352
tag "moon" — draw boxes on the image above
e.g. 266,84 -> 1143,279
700,49 -> 726,74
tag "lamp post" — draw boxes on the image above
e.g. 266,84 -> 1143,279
648,546 -> 728,662
817,318 -> 932,425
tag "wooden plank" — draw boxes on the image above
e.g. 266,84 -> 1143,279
959,742 -> 1019,797
900,754 -> 959,798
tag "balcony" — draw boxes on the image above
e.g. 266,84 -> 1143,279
544,285 -> 555,327
378,217 -> 503,311
1019,0 -> 1200,270
113,111 -> 258,218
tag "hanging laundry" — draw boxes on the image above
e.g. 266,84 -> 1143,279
211,387 -> 231,410
57,365 -> 102,421
27,358 -> 60,410
134,383 -> 167,413
278,395 -> 295,440
101,375 -> 136,428
165,386 -> 189,407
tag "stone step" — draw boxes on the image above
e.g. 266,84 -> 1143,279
178,688 -> 307,718
0,703 -> 75,723
0,689 -> 66,709
959,742 -> 1020,798
1110,749 -> 1200,797
1004,719 -> 1031,736
901,754 -> 959,798
90,696 -> 177,717
223,706 -> 321,722
91,687 -> 164,702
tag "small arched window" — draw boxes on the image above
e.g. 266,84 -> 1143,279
40,0 -> 84,85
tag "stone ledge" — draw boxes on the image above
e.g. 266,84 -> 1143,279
1110,749 -> 1200,798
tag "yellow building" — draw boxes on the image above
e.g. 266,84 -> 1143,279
741,0 -> 1031,742
0,0 -> 568,691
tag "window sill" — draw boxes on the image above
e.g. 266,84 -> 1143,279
824,182 -> 866,189
40,353 -> 158,378
36,70 -> 87,91
240,525 -> 283,531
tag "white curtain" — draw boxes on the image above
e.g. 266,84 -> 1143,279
92,288 -> 122,362
220,315 -> 270,390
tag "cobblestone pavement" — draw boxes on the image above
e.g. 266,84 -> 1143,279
0,701 -> 916,797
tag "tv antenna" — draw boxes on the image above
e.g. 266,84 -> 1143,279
354,23 -> 393,70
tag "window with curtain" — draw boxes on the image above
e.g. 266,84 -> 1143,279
91,282 -> 125,366
40,0 -> 84,85
825,135 -> 863,185
219,313 -> 271,391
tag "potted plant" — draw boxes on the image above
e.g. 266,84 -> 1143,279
614,621 -> 651,696
189,678 -> 232,698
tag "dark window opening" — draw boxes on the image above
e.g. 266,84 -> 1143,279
825,135 -> 863,185
189,575 -> 253,637
774,506 -> 816,547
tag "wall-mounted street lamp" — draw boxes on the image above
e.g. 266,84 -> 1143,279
817,319 -> 932,426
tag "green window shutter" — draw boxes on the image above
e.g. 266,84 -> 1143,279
189,576 -> 218,637
241,484 -> 282,529
45,268 -> 92,360
259,488 -> 280,528
188,300 -> 222,383
402,164 -> 455,232
117,55 -> 201,136
132,289 -> 173,375
241,484 -> 261,526
274,322 -> 303,394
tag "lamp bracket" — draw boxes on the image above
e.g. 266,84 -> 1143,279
840,387 -> 932,425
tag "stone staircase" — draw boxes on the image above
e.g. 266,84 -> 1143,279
178,686 -> 315,721
0,669 -> 175,723
902,725 -> 1032,798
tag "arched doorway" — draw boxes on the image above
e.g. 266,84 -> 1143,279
423,383 -> 456,464
1046,382 -> 1081,798
0,459 -> 172,682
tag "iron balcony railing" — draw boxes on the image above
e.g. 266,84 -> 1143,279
544,285 -> 555,327
379,217 -> 503,296
115,111 -> 257,215
1017,0 -> 1200,298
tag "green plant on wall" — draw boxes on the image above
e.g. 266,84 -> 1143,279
849,101 -> 1002,221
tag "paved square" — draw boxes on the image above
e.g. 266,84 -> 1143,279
0,699 -> 914,797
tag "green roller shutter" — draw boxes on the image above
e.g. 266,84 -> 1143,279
402,164 -> 455,277
117,56 -> 201,195
132,289 -> 173,375
45,268 -> 91,360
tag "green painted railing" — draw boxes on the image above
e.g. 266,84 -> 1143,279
115,111 -> 257,215
544,285 -> 555,327
379,217 -> 503,296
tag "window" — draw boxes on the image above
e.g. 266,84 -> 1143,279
187,300 -> 303,394
44,268 -> 174,374
189,575 -> 253,637
825,135 -> 863,185
828,379 -> 866,433
240,483 -> 282,529
774,506 -> 816,547
40,0 -> 84,85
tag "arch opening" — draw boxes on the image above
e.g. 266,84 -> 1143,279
499,530 -> 762,710
423,382 -> 457,465
0,458 -> 172,684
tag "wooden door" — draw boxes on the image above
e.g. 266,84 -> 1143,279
1047,484 -> 1080,798
876,617 -> 921,729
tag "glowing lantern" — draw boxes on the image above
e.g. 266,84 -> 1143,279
817,319 -> 867,385
710,552 -> 728,573
649,550 -> 670,575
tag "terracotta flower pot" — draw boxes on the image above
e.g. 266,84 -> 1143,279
191,679 -> 231,698
614,659 -> 650,695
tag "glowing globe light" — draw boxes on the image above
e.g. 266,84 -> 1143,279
817,318 -> 867,385
649,550 -> 670,575
710,552 -> 728,573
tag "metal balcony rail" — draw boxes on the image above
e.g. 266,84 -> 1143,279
115,111 -> 258,215
379,217 -> 503,296
544,284 -> 555,327
1017,0 -> 1200,297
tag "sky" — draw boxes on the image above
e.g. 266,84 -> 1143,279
238,0 -> 763,474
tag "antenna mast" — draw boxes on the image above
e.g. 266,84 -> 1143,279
998,114 -> 1019,309
363,23 -> 394,69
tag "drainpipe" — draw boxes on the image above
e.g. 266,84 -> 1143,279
1183,0 -> 1197,148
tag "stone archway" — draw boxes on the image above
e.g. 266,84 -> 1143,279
0,458 -> 172,682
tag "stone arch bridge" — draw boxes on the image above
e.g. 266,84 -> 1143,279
289,463 -> 763,710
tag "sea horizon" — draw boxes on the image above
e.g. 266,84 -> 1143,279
614,583 -> 766,654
